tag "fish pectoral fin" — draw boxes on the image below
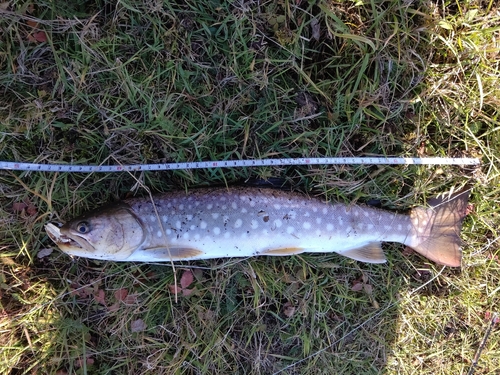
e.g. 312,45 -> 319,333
259,247 -> 305,256
143,247 -> 204,260
341,243 -> 386,263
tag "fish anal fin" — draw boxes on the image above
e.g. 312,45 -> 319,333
260,247 -> 305,256
144,247 -> 204,260
341,243 -> 386,263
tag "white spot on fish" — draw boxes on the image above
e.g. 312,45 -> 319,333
195,202 -> 200,207
384,225 -> 391,230
398,224 -> 402,230
213,227 -> 221,235
150,215 -> 156,223
212,213 -> 220,219
188,205 -> 193,210
179,204 -> 184,210
166,229 -> 172,235
200,221 -> 207,229
157,230 -> 162,238
363,211 -> 369,217
190,225 -> 196,230
354,211 -> 359,217
224,232 -> 231,239
421,220 -> 428,226
162,215 -> 168,222
287,226 -> 295,234
304,212 -> 310,217
183,232 -> 190,239
262,229 -> 269,235
315,229 -> 321,236
367,224 -> 374,230
207,203 -> 213,210
220,196 -> 227,202
303,222 -> 311,230
249,201 -> 256,208
407,224 -> 412,230
358,223 -> 364,229
232,202 -> 238,210
241,208 -> 248,214
322,207 -> 328,215
234,219 -> 242,228
274,219 -> 282,228
186,214 -> 193,220
194,234 -> 200,240
313,207 -> 318,212
222,205 -> 227,210
274,204 -> 281,210
251,220 -> 259,229
326,224 -> 334,231
176,221 -> 182,229
241,232 -> 248,239
316,218 -> 322,224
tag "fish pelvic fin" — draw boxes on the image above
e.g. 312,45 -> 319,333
142,247 -> 204,261
341,243 -> 386,263
408,189 -> 470,267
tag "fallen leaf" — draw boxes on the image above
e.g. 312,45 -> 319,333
351,283 -> 364,292
114,288 -> 128,301
33,31 -> 47,42
181,287 -> 195,297
12,202 -> 27,212
108,302 -> 120,312
168,284 -> 181,294
363,283 -> 373,294
27,20 -> 38,28
180,270 -> 194,289
131,319 -> 146,332
94,289 -> 106,306
37,248 -> 53,258
283,302 -> 296,318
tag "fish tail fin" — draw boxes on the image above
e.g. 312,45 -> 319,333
407,189 -> 470,267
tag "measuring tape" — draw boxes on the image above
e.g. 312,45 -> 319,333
0,157 -> 480,173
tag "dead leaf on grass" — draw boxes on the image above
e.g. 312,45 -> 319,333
93,289 -> 106,306
131,318 -> 147,332
37,248 -> 53,258
180,270 -> 194,289
283,302 -> 296,318
169,270 -> 196,297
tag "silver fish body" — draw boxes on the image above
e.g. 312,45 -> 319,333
45,187 -> 470,266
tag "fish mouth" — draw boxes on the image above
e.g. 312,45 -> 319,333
45,223 -> 91,253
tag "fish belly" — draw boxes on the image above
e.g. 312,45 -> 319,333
126,188 -> 411,262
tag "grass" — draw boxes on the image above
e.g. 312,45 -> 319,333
0,0 -> 499,373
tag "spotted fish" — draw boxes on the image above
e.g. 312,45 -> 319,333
45,187 -> 470,266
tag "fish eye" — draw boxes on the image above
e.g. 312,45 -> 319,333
76,221 -> 90,234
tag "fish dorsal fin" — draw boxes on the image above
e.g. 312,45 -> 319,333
143,247 -> 204,261
341,243 -> 386,263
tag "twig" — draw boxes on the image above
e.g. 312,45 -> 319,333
467,312 -> 499,375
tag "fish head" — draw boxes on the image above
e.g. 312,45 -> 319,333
46,203 -> 146,261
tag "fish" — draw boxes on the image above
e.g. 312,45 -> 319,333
45,187 -> 470,266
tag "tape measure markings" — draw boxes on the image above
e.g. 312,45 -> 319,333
0,157 -> 480,173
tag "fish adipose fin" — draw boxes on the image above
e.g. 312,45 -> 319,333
341,243 -> 386,263
143,247 -> 204,260
408,189 -> 470,267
